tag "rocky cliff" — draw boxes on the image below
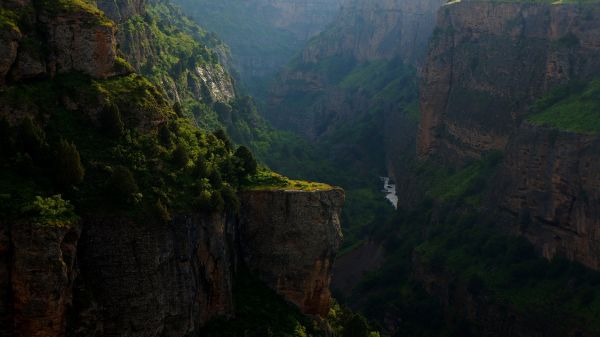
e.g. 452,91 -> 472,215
492,123 -> 600,270
239,189 -> 344,317
0,0 -> 126,86
414,0 -> 600,269
0,1 -> 345,335
96,0 -> 236,122
418,0 -> 600,162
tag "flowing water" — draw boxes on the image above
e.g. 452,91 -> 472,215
381,177 -> 398,209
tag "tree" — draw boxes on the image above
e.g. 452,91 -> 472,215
100,103 -> 124,137
19,117 -> 45,158
172,143 -> 189,168
159,124 -> 172,148
194,154 -> 209,178
209,169 -> 222,188
54,139 -> 85,189
212,129 -> 232,150
234,145 -> 258,178
173,101 -> 184,117
106,166 -> 139,204
343,314 -> 370,337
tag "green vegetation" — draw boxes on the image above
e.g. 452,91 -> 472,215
201,269 -> 380,337
54,139 -> 85,190
0,72 -> 256,228
38,0 -> 113,26
244,170 -> 333,192
528,79 -> 600,134
21,195 -> 78,228
343,154 -> 600,336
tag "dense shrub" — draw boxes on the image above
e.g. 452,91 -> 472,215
234,145 -> 258,179
172,143 -> 190,168
54,139 -> 85,189
106,166 -> 139,204
100,103 -> 124,137
19,117 -> 45,158
159,124 -> 173,147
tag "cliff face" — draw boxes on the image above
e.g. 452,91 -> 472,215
0,0 -> 125,86
8,223 -> 80,337
96,0 -> 236,110
1,190 -> 344,336
302,0 -> 444,67
71,214 -> 236,336
492,124 -> 600,270
418,1 -> 600,162
238,189 -> 344,316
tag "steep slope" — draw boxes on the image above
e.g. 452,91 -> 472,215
418,0 -> 600,163
333,2 -> 600,337
415,0 -> 600,269
267,0 -> 444,140
172,0 -> 343,96
0,1 -> 347,336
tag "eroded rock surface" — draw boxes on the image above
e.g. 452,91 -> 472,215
418,1 -> 600,162
239,189 -> 344,316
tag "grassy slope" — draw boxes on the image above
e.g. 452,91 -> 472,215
528,79 -> 600,134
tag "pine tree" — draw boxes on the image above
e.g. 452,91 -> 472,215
212,129 -> 232,150
159,124 -> 172,148
106,166 -> 139,204
54,139 -> 85,189
100,103 -> 124,137
19,117 -> 45,158
234,145 -> 258,178
172,143 -> 189,168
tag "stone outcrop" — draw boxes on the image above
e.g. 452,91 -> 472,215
238,189 -> 344,317
95,0 -> 146,22
0,189 -> 344,337
418,0 -> 600,163
8,223 -> 80,337
492,123 -> 600,270
70,214 -> 236,336
98,0 -> 236,107
0,0 -> 123,85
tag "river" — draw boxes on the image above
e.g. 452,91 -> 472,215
381,177 -> 398,209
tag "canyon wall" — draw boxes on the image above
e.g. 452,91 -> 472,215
96,0 -> 236,108
418,0 -> 600,162
239,189 -> 344,317
0,0 -> 126,86
493,124 -> 600,270
1,189 -> 344,337
417,0 -> 600,269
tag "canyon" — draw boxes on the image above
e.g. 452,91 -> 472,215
2,0 -> 600,336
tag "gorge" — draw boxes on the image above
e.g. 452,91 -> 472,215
1,0 -> 600,336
